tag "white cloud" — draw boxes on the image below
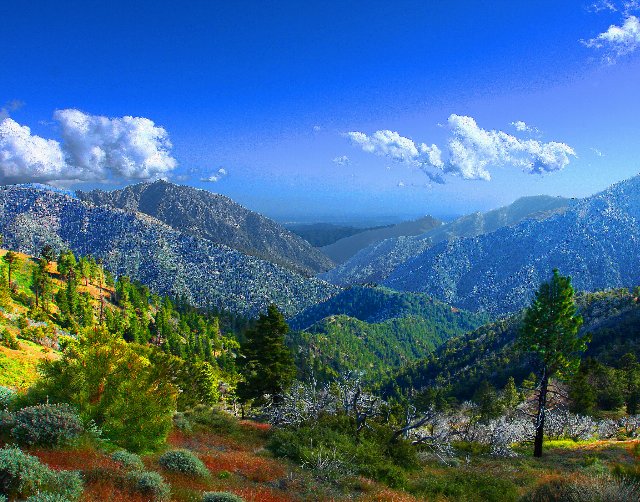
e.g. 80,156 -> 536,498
312,125 -> 322,132
583,15 -> 640,61
0,110 -> 178,185
200,167 -> 228,182
346,115 -> 576,183
511,120 -> 540,134
591,147 -> 605,157
346,129 -> 445,182
0,118 -> 68,184
446,114 -> 575,180
55,109 -> 176,181
332,155 -> 350,166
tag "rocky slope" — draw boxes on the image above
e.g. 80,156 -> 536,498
382,177 -> 640,316
0,185 -> 338,316
78,180 -> 334,276
322,195 -> 571,287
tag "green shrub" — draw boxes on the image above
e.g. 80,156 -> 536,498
26,493 -> 72,502
126,470 -> 170,501
158,449 -> 209,477
111,449 -> 144,471
11,403 -> 83,446
268,414 -> 417,487
173,412 -> 193,432
0,446 -> 83,500
0,386 -> 15,410
202,492 -> 245,502
0,329 -> 19,350
411,470 -> 518,502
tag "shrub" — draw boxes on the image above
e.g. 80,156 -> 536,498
0,446 -> 83,500
520,474 -> 640,502
0,386 -> 16,410
26,493 -> 72,502
111,449 -> 144,471
411,470 -> 518,502
158,449 -> 209,477
126,471 -> 170,501
173,412 -> 193,432
11,403 -> 84,446
202,492 -> 245,502
0,329 -> 19,350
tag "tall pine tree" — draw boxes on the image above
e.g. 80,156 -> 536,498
237,304 -> 296,405
518,269 -> 586,457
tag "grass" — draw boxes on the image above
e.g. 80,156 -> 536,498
0,339 -> 57,389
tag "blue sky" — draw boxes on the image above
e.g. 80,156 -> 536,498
1,0 -> 639,223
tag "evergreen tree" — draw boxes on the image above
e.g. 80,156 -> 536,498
3,250 -> 17,287
31,258 -> 53,312
237,304 -> 296,405
518,269 -> 586,457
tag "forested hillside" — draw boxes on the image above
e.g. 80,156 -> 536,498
0,185 -> 338,317
382,287 -> 640,408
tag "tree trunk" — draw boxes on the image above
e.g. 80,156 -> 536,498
534,368 -> 548,458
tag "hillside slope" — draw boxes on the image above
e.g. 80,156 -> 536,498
322,195 -> 570,287
288,285 -> 487,330
78,180 -> 334,275
382,288 -> 640,401
0,186 -> 338,316
383,177 -> 640,316
320,215 -> 441,264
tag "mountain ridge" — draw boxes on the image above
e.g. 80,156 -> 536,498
0,185 -> 338,316
78,180 -> 334,276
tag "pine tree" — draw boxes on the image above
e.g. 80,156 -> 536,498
3,251 -> 17,287
237,304 -> 296,405
518,269 -> 586,458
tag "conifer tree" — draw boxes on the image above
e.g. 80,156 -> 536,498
237,304 -> 296,405
518,269 -> 586,457
3,251 -> 17,287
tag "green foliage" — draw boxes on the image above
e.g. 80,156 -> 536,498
202,492 -> 245,502
0,446 -> 83,500
10,404 -> 84,447
0,386 -> 16,410
0,329 -> 19,350
110,450 -> 144,471
410,470 -> 518,502
268,414 -> 417,488
519,269 -> 585,379
125,470 -> 170,501
158,449 -> 209,478
26,326 -> 178,452
176,361 -> 220,411
237,304 -> 296,403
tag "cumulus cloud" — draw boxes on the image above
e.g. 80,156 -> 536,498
0,118 -> 68,184
0,110 -> 178,185
332,155 -> 350,166
591,147 -> 605,157
583,15 -> 640,61
200,168 -> 227,182
347,115 -> 576,183
511,120 -> 540,134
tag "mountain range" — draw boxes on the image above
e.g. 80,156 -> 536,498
0,185 -> 338,316
321,195 -> 571,287
382,177 -> 640,316
78,180 -> 333,276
